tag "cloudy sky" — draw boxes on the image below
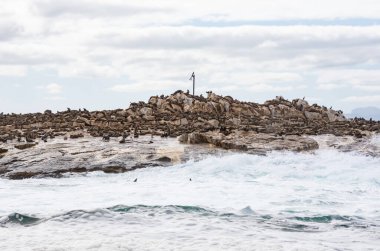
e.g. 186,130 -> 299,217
1,0 -> 380,113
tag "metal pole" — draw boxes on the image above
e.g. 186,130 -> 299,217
189,72 -> 195,96
193,74 -> 195,96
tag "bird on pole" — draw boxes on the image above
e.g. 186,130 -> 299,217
189,72 -> 195,95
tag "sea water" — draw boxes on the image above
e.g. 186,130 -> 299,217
0,148 -> 379,250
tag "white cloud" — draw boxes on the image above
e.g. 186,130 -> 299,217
0,21 -> 23,41
33,0 -> 168,17
23,0 -> 380,22
341,95 -> 380,103
45,83 -> 63,94
0,65 -> 27,76
44,96 -> 65,101
111,81 -> 185,93
1,0 -> 380,112
249,83 -> 306,93
317,69 -> 380,91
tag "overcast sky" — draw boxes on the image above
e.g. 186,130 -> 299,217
1,0 -> 380,113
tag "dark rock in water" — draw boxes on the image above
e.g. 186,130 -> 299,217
7,171 -> 42,180
14,143 -> 37,150
0,148 -> 8,154
50,167 -> 88,176
354,131 -> 363,138
70,133 -> 84,139
102,166 -> 126,173
156,156 -> 172,162
0,166 -> 9,174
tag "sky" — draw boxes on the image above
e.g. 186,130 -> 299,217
0,0 -> 380,114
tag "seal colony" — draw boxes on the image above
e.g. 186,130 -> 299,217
0,91 -> 379,179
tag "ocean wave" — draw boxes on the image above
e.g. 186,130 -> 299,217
1,205 -> 377,233
0,213 -> 42,226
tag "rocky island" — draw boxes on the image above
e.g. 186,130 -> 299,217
1,91 -> 379,179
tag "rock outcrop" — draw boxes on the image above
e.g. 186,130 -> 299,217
0,91 -> 378,143
0,135 -> 227,179
0,91 -> 379,179
179,131 -> 319,154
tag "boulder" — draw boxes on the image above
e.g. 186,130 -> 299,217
0,148 -> 8,154
180,118 -> 189,126
327,110 -> 345,122
15,143 -> 37,150
180,131 -> 319,153
304,111 -> 322,121
139,107 -> 153,116
207,119 -> 219,128
70,133 -> 84,139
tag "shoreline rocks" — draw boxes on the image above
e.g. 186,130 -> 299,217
179,131 -> 319,153
0,91 -> 378,143
0,91 -> 379,179
0,135 -> 228,180
14,143 -> 38,150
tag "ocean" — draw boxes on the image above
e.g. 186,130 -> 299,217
1,145 -> 380,250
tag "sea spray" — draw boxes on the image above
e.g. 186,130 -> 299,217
0,148 -> 379,250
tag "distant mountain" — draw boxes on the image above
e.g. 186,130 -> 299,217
347,107 -> 380,121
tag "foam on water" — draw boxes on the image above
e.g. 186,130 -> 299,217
0,148 -> 379,250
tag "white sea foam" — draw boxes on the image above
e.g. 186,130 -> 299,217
0,149 -> 379,250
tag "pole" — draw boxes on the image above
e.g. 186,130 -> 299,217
193,73 -> 195,96
189,72 -> 195,96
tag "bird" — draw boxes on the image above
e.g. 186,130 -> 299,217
103,134 -> 110,142
189,178 -> 192,181
133,178 -> 137,182
41,134 -> 48,143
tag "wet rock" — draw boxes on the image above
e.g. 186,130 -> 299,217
187,132 -> 208,144
178,133 -> 189,143
102,166 -> 126,173
0,165 -> 8,174
14,143 -> 37,150
156,156 -> 172,162
0,135 -> 230,179
0,148 -> 8,154
180,131 -> 319,153
70,133 -> 84,139
7,171 -> 43,180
